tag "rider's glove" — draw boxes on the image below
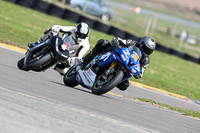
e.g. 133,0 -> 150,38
92,39 -> 111,55
44,28 -> 51,34
96,39 -> 106,47
126,39 -> 136,47
119,40 -> 128,47
133,73 -> 142,79
111,37 -> 120,48
51,25 -> 61,36
103,42 -> 112,52
111,37 -> 128,48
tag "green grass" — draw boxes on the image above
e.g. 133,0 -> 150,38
0,1 -> 113,48
48,0 -> 200,57
1,1 -> 200,101
108,5 -> 200,57
137,98 -> 200,119
112,0 -> 200,23
131,51 -> 200,100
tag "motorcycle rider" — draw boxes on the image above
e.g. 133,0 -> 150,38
82,36 -> 156,91
28,22 -> 90,75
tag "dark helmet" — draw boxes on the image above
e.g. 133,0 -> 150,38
76,22 -> 89,42
138,36 -> 156,55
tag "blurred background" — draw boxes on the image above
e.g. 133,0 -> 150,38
55,0 -> 200,58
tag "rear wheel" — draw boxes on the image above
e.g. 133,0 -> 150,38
91,69 -> 124,95
63,66 -> 79,87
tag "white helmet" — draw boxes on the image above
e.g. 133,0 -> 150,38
75,22 -> 89,43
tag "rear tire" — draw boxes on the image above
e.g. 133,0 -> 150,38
63,67 -> 79,87
91,69 -> 124,95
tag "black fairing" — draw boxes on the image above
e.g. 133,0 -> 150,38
23,35 -> 69,71
24,40 -> 50,65
49,36 -> 69,63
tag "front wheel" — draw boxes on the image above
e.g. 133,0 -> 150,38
91,69 -> 124,95
63,66 -> 79,87
23,52 -> 51,71
17,57 -> 25,70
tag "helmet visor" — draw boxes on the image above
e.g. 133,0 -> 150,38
141,45 -> 153,55
77,32 -> 87,39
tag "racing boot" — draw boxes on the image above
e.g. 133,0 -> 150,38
82,52 -> 94,67
116,80 -> 129,91
53,63 -> 70,76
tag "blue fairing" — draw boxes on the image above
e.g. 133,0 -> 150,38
96,47 -> 142,82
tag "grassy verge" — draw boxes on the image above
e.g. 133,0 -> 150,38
137,98 -> 200,119
132,50 -> 200,100
108,4 -> 200,57
48,0 -> 200,57
0,1 -> 113,49
1,1 -> 200,100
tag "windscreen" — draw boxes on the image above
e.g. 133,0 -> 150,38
131,46 -> 142,61
62,35 -> 76,47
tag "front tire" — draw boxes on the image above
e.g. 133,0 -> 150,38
23,53 -> 51,71
17,57 -> 25,70
91,69 -> 124,95
63,66 -> 79,87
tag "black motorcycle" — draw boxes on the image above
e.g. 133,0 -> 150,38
17,33 -> 76,72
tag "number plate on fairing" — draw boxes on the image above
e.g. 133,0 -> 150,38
77,68 -> 97,87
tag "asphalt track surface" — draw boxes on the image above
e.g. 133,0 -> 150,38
0,45 -> 200,133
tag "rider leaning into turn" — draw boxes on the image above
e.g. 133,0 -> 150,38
28,22 -> 90,75
82,36 -> 156,91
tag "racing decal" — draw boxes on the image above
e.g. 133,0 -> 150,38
123,49 -> 130,57
131,68 -> 136,74
130,64 -> 141,74
99,52 -> 117,67
131,54 -> 138,62
113,54 -> 117,59
65,42 -> 69,48
100,52 -> 111,61
83,71 -> 91,85
135,64 -> 140,71
78,70 -> 90,87
86,68 -> 96,79
131,51 -> 139,62
77,69 -> 96,87
121,54 -> 126,62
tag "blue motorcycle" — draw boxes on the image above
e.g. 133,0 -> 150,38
63,45 -> 142,95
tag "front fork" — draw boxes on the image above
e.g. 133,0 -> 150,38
107,62 -> 116,74
102,62 -> 117,80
